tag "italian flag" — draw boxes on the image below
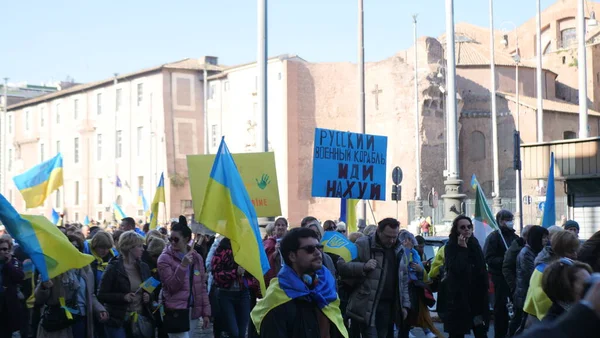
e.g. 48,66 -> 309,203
471,174 -> 498,246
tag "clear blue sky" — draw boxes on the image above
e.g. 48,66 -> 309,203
3,0 -> 559,84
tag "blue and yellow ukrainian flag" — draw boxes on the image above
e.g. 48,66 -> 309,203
340,198 -> 359,233
199,137 -> 270,295
138,189 -> 149,213
13,153 -> 64,209
0,193 -> 94,281
541,152 -> 556,228
51,208 -> 60,225
139,277 -> 161,293
83,215 -> 90,226
113,203 -> 126,221
523,263 -> 552,319
251,265 -> 348,337
321,231 -> 358,262
149,173 -> 166,229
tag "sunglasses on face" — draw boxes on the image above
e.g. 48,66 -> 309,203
0,247 -> 9,252
459,225 -> 473,230
338,230 -> 346,234
168,237 -> 180,243
298,244 -> 324,254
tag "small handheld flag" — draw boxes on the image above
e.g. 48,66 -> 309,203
321,231 -> 358,262
139,277 -> 161,293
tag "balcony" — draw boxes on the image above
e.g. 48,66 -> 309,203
521,137 -> 600,180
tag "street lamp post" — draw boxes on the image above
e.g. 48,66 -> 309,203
442,0 -> 466,223
413,14 -> 423,220
536,0 -> 544,143
501,22 -> 523,231
1,78 -> 7,197
489,0 -> 501,213
578,0 -> 588,138
358,0 -> 367,225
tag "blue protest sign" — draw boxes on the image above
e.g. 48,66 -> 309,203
311,128 -> 387,200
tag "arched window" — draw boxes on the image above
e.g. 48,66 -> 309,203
470,131 -> 486,161
563,131 -> 576,140
560,28 -> 577,48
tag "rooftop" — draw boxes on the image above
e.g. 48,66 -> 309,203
498,91 -> 600,116
8,58 -> 225,111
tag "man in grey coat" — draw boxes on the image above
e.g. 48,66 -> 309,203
338,218 -> 411,338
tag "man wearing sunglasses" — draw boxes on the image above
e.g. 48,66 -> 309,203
338,217 -> 411,338
251,227 -> 348,337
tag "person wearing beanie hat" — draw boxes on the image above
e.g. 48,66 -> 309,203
564,220 -> 580,237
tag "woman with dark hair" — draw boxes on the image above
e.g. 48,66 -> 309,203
442,215 -> 489,338
211,238 -> 258,338
511,226 -> 549,335
157,216 -> 210,338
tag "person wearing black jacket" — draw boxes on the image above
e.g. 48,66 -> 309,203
503,225 -> 533,295
484,210 -> 519,338
443,216 -> 489,338
98,231 -> 153,337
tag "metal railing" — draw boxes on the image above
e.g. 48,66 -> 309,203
407,196 -> 569,226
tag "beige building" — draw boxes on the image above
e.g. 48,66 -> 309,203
4,58 -> 221,223
5,0 -> 600,229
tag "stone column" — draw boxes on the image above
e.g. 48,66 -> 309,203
442,177 -> 466,223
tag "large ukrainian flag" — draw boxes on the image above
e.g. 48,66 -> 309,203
340,198 -> 359,233
13,153 -> 64,209
149,173 -> 165,229
0,193 -> 94,281
198,137 -> 270,295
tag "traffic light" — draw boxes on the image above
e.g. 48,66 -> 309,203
391,184 -> 401,201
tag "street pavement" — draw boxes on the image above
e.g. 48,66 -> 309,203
193,320 -> 495,337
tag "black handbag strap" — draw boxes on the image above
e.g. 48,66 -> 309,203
187,262 -> 194,308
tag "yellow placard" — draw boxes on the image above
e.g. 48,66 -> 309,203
187,152 -> 282,218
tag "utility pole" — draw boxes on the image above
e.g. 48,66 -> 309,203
1,78 -> 7,197
204,65 -> 210,154
258,0 -> 269,152
536,0 -> 544,143
413,14 -> 423,220
358,0 -> 367,225
578,0 -> 588,138
490,0 -> 501,212
442,0 -> 466,223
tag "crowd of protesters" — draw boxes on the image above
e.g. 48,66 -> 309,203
2,211 -> 600,338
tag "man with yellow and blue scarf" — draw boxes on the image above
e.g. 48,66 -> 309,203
251,227 -> 348,338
